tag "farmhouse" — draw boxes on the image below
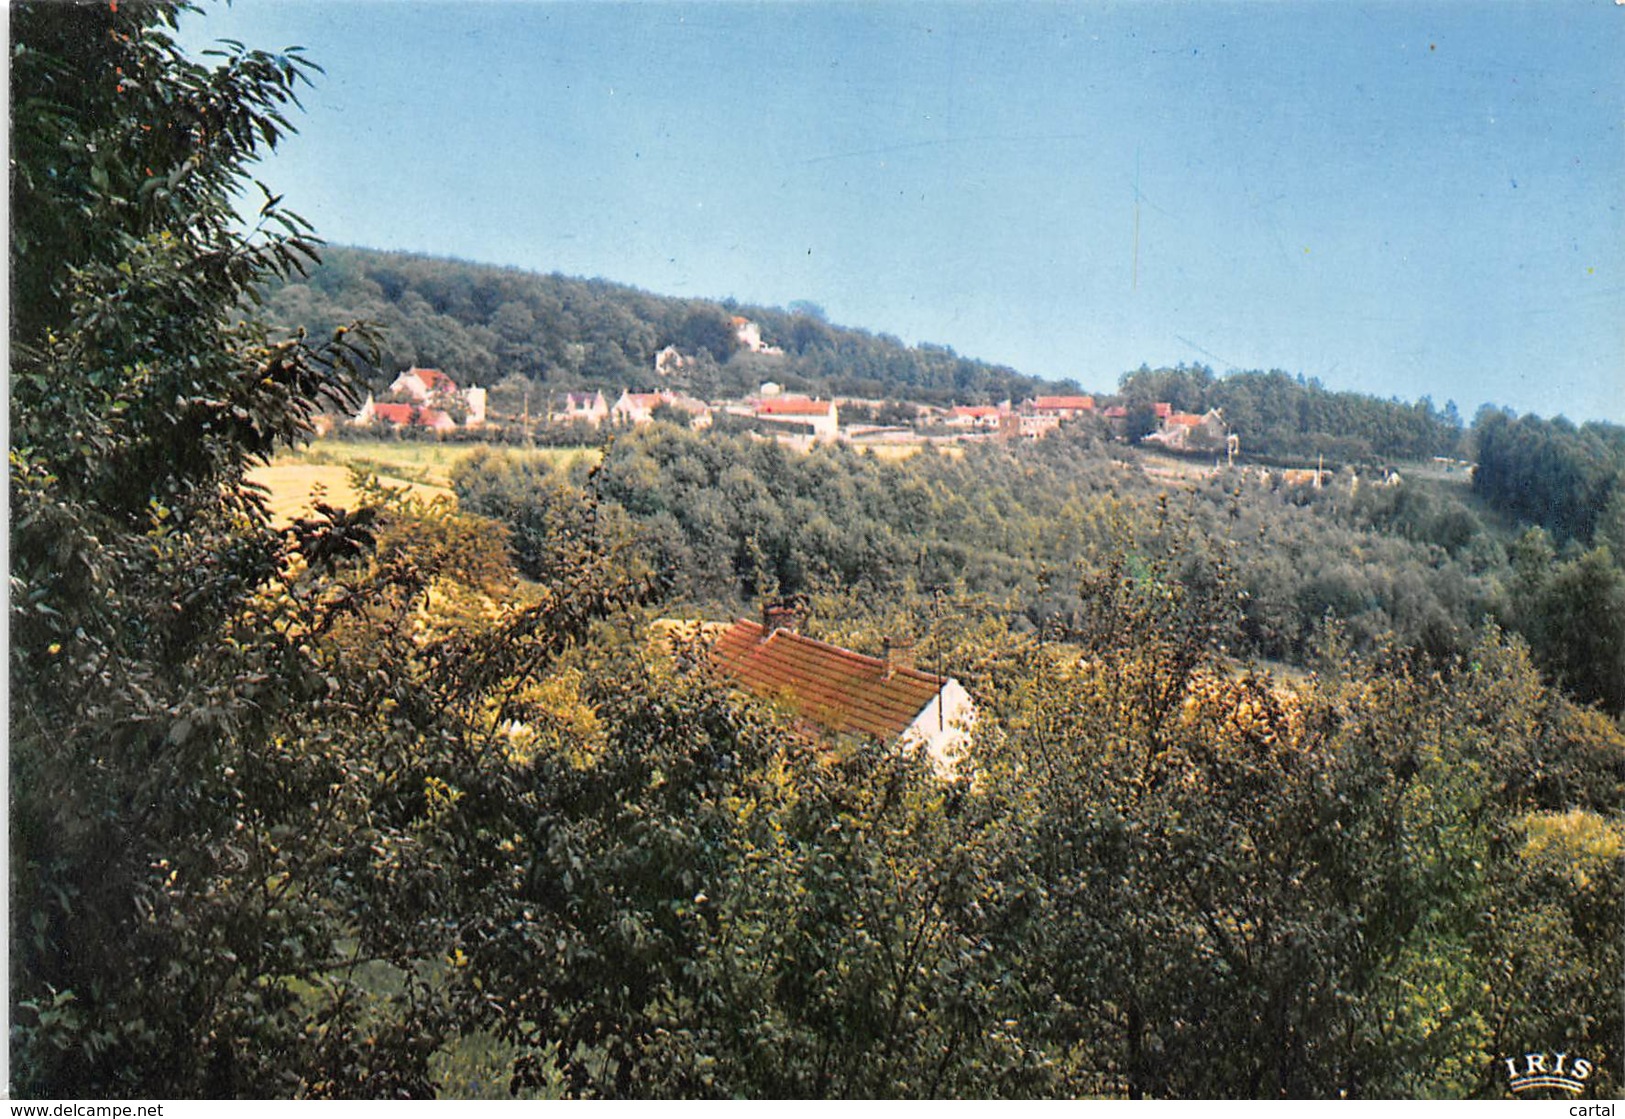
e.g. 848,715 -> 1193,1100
1028,395 -> 1096,418
352,397 -> 458,433
710,607 -> 975,774
945,405 -> 1003,429
367,366 -> 487,426
1146,408 -> 1226,451
552,390 -> 610,428
611,389 -> 713,429
754,397 -> 839,442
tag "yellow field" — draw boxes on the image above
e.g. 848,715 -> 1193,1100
289,439 -> 599,487
250,439 -> 599,524
246,462 -> 450,524
852,442 -> 965,462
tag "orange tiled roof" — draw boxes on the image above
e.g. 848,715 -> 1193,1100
757,399 -> 834,417
407,367 -> 458,393
1167,412 -> 1209,426
711,620 -> 946,741
1153,402 -> 1174,418
951,405 -> 1001,418
373,402 -> 452,428
1033,395 -> 1095,411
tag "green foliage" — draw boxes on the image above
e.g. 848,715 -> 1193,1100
1120,366 -> 1463,464
1496,538 -> 1625,714
422,640 -> 1056,1098
6,2 -> 596,1096
1472,409 -> 1625,545
259,246 -> 1053,404
457,425 -> 1517,679
981,555 -> 1622,1097
13,1 -> 1619,1102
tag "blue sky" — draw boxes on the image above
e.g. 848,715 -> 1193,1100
180,1 -> 1623,421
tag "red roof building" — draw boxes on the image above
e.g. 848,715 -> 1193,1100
1031,395 -> 1096,414
756,399 -> 835,417
753,398 -> 839,441
946,405 -> 1002,428
368,402 -> 456,432
390,367 -> 459,400
710,615 -> 974,771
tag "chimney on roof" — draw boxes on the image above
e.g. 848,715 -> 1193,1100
761,597 -> 804,639
882,636 -> 915,678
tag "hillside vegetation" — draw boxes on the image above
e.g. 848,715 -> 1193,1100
11,2 -> 1622,1102
269,245 -> 1476,466
263,245 -> 1054,406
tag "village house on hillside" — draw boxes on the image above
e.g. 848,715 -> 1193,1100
945,404 -> 1003,429
1145,407 -> 1227,451
1028,394 -> 1096,419
753,397 -> 839,442
610,389 -> 713,429
390,366 -> 487,425
709,605 -> 975,774
731,316 -> 784,356
353,366 -> 486,432
653,345 -> 687,376
551,390 -> 610,428
352,397 -> 458,433
1003,394 -> 1097,439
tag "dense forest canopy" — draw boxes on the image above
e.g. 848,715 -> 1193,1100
262,245 -> 1059,406
454,418 -> 1625,715
10,0 -> 1623,1101
1117,364 -> 1467,464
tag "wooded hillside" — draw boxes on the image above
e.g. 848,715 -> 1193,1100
11,2 -> 1622,1101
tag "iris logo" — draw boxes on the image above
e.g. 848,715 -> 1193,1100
1503,1051 -> 1593,1095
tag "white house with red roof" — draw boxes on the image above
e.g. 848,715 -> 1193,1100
352,397 -> 458,433
945,405 -> 1003,429
1028,394 -> 1096,418
654,345 -> 687,376
709,606 -> 975,774
753,397 -> 839,442
1146,407 -> 1226,450
376,367 -> 487,426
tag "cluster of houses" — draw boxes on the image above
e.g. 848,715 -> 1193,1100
353,366 -> 1230,457
346,318 -> 1226,454
552,389 -> 715,431
939,396 -> 1227,448
551,382 -> 841,441
352,367 -> 488,433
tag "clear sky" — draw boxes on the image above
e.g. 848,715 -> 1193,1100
179,1 -> 1623,422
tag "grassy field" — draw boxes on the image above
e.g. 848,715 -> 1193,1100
250,439 -> 599,524
851,441 -> 966,462
289,439 -> 598,486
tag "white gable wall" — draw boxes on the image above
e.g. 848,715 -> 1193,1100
900,677 -> 976,776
